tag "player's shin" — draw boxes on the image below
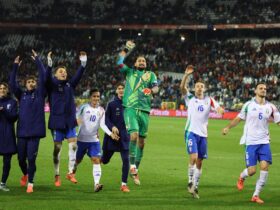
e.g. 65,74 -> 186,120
93,164 -> 102,185
188,164 -> 195,184
193,168 -> 202,189
253,170 -> 268,197
68,142 -> 77,173
135,145 -> 144,169
129,140 -> 137,167
53,143 -> 62,176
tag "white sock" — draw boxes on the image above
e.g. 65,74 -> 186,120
68,142 -> 77,173
253,170 -> 268,197
193,168 -> 202,189
240,168 -> 249,179
122,182 -> 127,186
130,164 -> 136,169
93,164 -> 101,185
188,164 -> 195,183
28,183 -> 33,187
54,146 -> 62,176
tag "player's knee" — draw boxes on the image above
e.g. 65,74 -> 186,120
92,157 -> 101,164
130,133 -> 138,141
248,168 -> 256,176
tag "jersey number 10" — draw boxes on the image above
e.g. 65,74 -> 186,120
90,115 -> 96,122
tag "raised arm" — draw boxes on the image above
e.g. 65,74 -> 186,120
70,51 -> 87,88
9,56 -> 22,99
31,50 -> 46,95
45,51 -> 54,86
116,41 -> 135,72
180,65 -> 194,96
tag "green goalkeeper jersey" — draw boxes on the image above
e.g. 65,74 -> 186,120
120,65 -> 158,112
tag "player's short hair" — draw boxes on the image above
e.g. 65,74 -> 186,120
54,65 -> 67,73
0,82 -> 8,89
25,75 -> 37,84
116,82 -> 125,88
136,55 -> 146,59
255,82 -> 266,88
90,88 -> 100,96
195,79 -> 206,86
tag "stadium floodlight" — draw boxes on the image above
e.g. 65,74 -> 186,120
180,36 -> 185,42
138,32 -> 142,36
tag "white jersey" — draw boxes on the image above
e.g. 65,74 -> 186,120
77,103 -> 112,142
238,98 -> 280,145
184,93 -> 220,137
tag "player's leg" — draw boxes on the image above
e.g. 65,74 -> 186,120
185,132 -> 198,192
72,141 -> 87,175
26,138 -> 40,193
135,111 -> 150,170
190,136 -> 207,199
120,150 -> 130,192
66,128 -> 78,175
237,145 -> 258,191
251,144 -> 271,204
124,108 -> 139,175
0,154 -> 12,191
52,130 -> 63,187
89,142 -> 103,192
17,138 -> 28,187
101,150 -> 114,164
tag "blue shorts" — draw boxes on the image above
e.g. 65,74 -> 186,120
245,144 -> 272,167
185,131 -> 208,159
51,128 -> 77,142
76,141 -> 101,160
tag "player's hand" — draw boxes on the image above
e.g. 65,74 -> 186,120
0,107 -> 3,111
142,88 -> 152,95
112,126 -> 119,135
79,51 -> 87,67
185,65 -> 194,75
125,40 -> 135,51
217,107 -> 225,115
110,133 -> 120,141
31,49 -> 38,61
14,56 -> 22,66
47,51 -> 53,67
222,127 -> 229,135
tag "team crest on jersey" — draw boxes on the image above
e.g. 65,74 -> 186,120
6,104 -> 11,110
252,108 -> 257,111
266,109 -> 270,114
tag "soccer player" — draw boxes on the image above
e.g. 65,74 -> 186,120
0,82 -> 17,192
117,41 -> 159,185
9,50 -> 46,193
73,88 -> 119,192
102,83 -> 130,192
222,83 -> 280,204
180,65 -> 224,199
46,51 -> 87,187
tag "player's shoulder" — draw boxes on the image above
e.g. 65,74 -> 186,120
98,105 -> 105,113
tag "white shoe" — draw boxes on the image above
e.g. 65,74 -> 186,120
0,183 -> 10,192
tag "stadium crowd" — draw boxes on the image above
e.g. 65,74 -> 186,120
0,31 -> 279,110
0,0 -> 279,24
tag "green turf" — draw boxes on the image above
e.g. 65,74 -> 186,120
0,117 -> 280,210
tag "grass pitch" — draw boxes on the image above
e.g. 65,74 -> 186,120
0,117 -> 280,210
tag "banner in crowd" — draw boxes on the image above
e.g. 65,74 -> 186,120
150,109 -> 239,120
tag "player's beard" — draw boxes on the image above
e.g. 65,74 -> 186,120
137,66 -> 145,71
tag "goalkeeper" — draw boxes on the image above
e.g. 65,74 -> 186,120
116,41 -> 159,185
